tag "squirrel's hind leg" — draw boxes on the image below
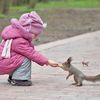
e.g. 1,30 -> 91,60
72,76 -> 83,86
76,78 -> 83,86
72,75 -> 78,85
76,83 -> 82,86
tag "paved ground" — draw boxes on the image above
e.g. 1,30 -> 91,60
0,31 -> 100,100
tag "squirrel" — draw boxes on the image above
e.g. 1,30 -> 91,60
60,57 -> 100,86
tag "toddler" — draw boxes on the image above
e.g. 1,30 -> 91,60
0,11 -> 61,86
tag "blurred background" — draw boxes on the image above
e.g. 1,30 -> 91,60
0,0 -> 100,45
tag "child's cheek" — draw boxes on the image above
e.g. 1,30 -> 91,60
32,34 -> 36,39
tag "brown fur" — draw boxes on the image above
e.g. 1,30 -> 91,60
60,57 -> 100,86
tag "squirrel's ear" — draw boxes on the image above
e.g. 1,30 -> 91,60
63,57 -> 72,66
64,57 -> 72,64
67,57 -> 72,62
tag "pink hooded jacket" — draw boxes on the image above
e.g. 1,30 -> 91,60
0,12 -> 48,75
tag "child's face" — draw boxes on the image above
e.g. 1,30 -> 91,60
32,34 -> 38,40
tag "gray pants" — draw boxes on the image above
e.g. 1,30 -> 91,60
11,58 -> 31,80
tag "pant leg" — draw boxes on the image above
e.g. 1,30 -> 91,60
11,58 -> 31,81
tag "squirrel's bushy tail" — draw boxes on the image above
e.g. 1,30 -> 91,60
84,74 -> 100,82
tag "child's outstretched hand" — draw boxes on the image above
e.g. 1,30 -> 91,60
48,60 -> 62,67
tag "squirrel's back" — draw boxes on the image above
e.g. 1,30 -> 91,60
69,65 -> 85,77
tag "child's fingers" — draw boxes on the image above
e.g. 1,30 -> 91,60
57,63 -> 63,67
53,64 -> 59,67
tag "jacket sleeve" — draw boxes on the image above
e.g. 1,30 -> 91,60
12,38 -> 48,66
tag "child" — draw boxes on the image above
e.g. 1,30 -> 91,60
0,11 -> 61,86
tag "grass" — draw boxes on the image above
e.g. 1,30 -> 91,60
0,13 -> 6,18
35,0 -> 100,10
8,6 -> 33,18
1,0 -> 100,18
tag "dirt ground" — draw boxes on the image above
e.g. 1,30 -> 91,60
0,8 -> 100,45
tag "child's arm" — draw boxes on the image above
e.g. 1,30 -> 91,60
12,38 -> 48,66
12,38 -> 59,67
48,60 -> 59,67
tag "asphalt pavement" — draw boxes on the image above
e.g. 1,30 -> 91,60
0,31 -> 100,100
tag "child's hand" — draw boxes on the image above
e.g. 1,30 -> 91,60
48,60 -> 59,67
58,63 -> 63,67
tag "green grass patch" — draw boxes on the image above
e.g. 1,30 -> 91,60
66,0 -> 100,8
35,0 -> 100,10
8,6 -> 33,18
0,13 -> 6,18
1,0 -> 100,19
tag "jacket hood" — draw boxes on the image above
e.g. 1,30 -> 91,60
1,25 -> 32,41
